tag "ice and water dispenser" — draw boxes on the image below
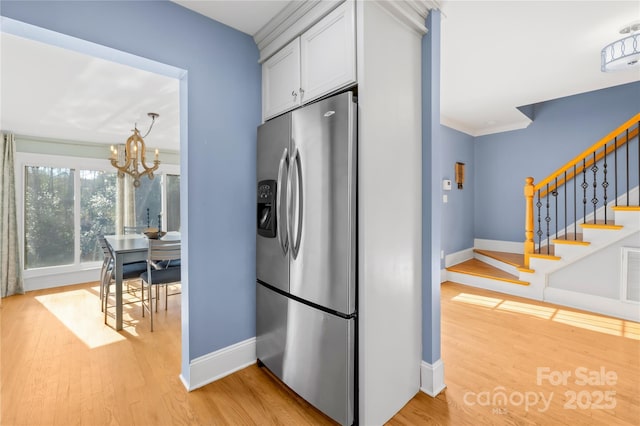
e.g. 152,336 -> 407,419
257,180 -> 277,238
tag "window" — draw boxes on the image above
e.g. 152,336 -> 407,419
80,170 -> 117,263
166,174 -> 181,232
19,153 -> 179,273
24,166 -> 75,269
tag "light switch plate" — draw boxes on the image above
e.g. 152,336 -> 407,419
443,179 -> 452,191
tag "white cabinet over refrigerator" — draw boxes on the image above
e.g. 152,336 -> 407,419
261,1 -> 356,121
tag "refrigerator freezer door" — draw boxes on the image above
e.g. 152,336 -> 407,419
256,283 -> 354,425
257,113 -> 291,292
289,92 -> 357,315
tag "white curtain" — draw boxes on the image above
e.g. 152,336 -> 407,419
1,132 -> 24,298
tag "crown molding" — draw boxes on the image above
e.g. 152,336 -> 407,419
255,0 -> 438,63
374,0 -> 433,35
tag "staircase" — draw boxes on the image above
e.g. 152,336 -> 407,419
446,114 -> 640,322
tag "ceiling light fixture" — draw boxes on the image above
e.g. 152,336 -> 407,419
110,112 -> 160,187
601,21 -> 640,72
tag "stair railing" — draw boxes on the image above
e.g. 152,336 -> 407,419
523,113 -> 640,268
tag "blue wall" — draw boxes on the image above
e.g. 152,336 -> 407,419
440,126 -> 474,263
1,0 -> 261,384
474,81 -> 640,242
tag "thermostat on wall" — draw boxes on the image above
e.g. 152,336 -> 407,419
443,179 -> 452,191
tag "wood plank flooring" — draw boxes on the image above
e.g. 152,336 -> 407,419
2,281 -> 638,425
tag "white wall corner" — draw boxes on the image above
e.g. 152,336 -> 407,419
186,337 -> 256,391
440,268 -> 447,283
420,359 -> 446,397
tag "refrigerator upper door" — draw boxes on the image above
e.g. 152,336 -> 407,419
289,92 -> 356,314
257,113 -> 291,292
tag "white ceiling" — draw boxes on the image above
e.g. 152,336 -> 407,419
1,0 -> 639,148
173,0 -> 291,35
0,32 -> 180,150
439,0 -> 640,136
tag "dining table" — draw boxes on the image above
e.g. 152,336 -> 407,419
104,232 -> 181,330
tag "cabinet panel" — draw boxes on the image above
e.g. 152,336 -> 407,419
300,1 -> 356,103
263,38 -> 301,120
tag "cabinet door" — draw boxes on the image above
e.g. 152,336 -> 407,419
300,1 -> 356,104
263,38 -> 301,120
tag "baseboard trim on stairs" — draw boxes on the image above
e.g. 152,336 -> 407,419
474,239 -> 523,254
444,247 -> 474,268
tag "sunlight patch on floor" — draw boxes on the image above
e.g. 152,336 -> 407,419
624,321 -> 640,340
35,287 -> 126,348
496,300 -> 556,319
451,291 -> 639,340
451,293 -> 502,308
553,309 -> 624,337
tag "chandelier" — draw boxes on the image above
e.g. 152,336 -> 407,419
110,112 -> 160,187
601,21 -> 640,72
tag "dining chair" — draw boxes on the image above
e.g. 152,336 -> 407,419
140,239 -> 181,331
98,236 -> 113,311
103,263 -> 148,324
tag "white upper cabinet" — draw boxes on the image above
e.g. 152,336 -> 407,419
300,1 -> 356,104
262,1 -> 356,121
262,38 -> 301,120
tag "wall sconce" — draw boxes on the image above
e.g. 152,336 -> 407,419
455,162 -> 465,189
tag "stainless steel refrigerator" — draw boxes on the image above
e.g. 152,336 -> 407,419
256,91 -> 357,425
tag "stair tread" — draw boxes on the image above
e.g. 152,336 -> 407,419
447,259 -> 529,285
473,249 -> 524,268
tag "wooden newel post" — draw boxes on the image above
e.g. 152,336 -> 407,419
524,177 -> 535,268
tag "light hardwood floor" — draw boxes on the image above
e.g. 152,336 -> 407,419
1,281 -> 638,425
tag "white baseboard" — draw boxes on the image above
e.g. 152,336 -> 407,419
440,268 -> 447,283
544,287 -> 640,322
24,268 -> 100,292
445,247 -> 474,268
474,239 -> 523,254
420,359 -> 446,397
185,337 -> 256,391
474,252 -> 519,276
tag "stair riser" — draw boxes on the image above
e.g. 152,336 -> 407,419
446,271 -> 541,300
553,244 -> 590,260
581,228 -> 624,245
613,210 -> 640,229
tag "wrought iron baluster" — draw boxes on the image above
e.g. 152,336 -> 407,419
582,159 -> 587,223
591,152 -> 598,224
553,178 -> 558,240
602,143 -> 608,223
573,165 -> 577,239
563,172 -> 567,239
536,190 -> 542,253
626,128 -> 630,206
545,184 -> 551,254
614,136 -> 618,207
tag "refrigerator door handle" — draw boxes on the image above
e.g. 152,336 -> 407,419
287,147 -> 303,259
276,148 -> 289,255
